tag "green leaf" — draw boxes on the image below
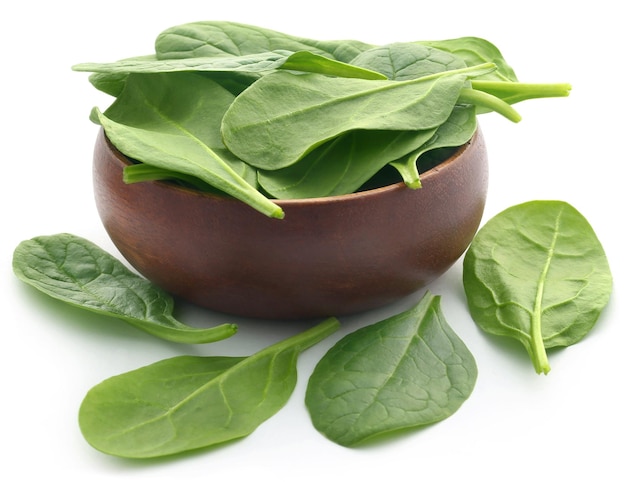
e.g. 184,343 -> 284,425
73,50 -> 385,80
93,71 -> 283,219
463,201 -> 613,374
417,36 -> 518,82
222,64 -> 495,170
258,128 -> 437,199
390,105 -> 477,188
350,42 -> 467,80
79,317 -> 340,458
305,292 -> 477,447
12,234 -> 237,344
154,20 -> 374,63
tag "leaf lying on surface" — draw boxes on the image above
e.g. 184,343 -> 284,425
12,233 -> 237,344
305,291 -> 477,446
463,200 -> 613,374
79,317 -> 340,458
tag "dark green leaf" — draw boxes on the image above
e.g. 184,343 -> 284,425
305,292 -> 477,447
463,201 -> 613,374
12,234 -> 237,344
79,317 -> 340,458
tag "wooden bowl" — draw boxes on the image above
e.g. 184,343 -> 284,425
93,128 -> 488,320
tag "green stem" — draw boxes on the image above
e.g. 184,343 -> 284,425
270,317 -> 340,354
390,153 -> 422,189
458,88 -> 522,122
471,80 -> 572,105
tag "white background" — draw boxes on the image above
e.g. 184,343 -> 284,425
2,1 -> 624,480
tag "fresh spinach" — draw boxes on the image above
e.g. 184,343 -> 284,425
305,291 -> 477,447
154,20 -> 375,63
390,105 -> 477,188
257,128 -> 438,198
79,317 -> 340,458
74,21 -> 572,216
91,71 -> 283,219
12,234 -> 237,344
463,201 -> 613,374
221,64 -> 496,171
73,50 -> 386,80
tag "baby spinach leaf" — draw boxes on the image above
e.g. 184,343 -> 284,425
92,71 -> 283,219
350,42 -> 467,81
305,291 -> 477,447
154,20 -> 374,63
12,234 -> 237,344
73,50 -> 385,80
257,128 -> 437,199
463,201 -> 613,374
417,37 -> 519,82
222,64 -> 495,170
390,105 -> 477,188
79,317 -> 340,458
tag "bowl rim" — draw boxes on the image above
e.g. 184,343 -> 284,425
100,128 -> 477,208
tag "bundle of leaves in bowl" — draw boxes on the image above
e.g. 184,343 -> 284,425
73,21 -> 571,219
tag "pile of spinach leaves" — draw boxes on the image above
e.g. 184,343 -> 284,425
74,21 -> 571,218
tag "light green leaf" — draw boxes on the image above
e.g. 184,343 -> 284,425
350,42 -> 467,81
73,50 -> 385,80
463,201 -> 613,374
79,317 -> 340,458
155,20 -> 374,63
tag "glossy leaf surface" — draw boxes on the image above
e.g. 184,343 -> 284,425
463,201 -> 612,374
79,317 -> 340,458
305,292 -> 477,446
12,234 -> 237,344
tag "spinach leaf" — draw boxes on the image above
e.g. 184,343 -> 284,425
463,201 -> 612,374
92,71 -> 283,219
390,105 -> 477,188
222,64 -> 495,170
73,50 -> 385,80
350,42 -> 467,81
155,20 -> 375,63
79,317 -> 340,458
417,37 -> 519,82
12,234 -> 237,344
305,291 -> 477,447
257,128 -> 437,199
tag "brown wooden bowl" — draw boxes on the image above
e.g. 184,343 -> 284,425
93,127 -> 488,320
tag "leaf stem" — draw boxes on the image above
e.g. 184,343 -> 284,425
270,317 -> 340,353
471,80 -> 572,104
458,88 -> 522,122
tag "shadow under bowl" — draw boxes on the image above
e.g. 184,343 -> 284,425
93,127 -> 488,320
